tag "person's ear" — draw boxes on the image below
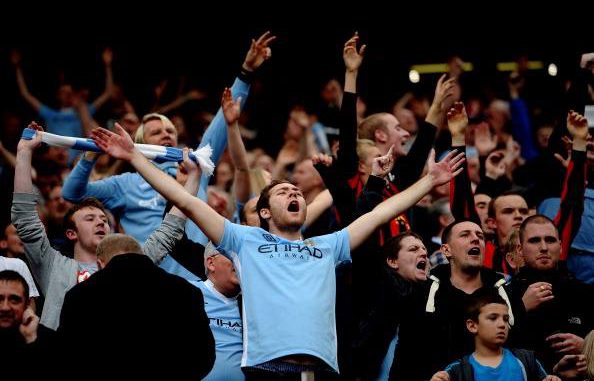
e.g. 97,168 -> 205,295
441,243 -> 452,259
65,229 -> 78,241
386,257 -> 398,270
206,256 -> 216,273
374,129 -> 387,144
0,240 -> 7,250
97,258 -> 106,270
358,160 -> 367,175
259,208 -> 271,222
466,319 -> 478,334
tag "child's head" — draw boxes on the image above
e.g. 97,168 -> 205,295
465,290 -> 510,347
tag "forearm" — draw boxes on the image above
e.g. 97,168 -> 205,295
344,69 -> 358,94
337,92 -> 359,178
62,157 -> 96,201
169,172 -> 200,218
129,150 -> 224,243
14,150 -> 34,193
155,94 -> 189,115
0,144 -> 17,168
15,67 -> 41,110
510,98 -> 538,160
304,189 -> 333,228
92,63 -> 113,109
348,175 -> 433,249
227,122 -> 250,202
143,213 -> 186,264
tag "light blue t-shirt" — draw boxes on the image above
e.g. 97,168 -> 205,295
450,349 -> 525,381
39,104 -> 97,163
216,220 -> 351,371
62,159 -> 177,244
191,279 -> 244,381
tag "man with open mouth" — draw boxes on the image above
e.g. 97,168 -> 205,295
390,219 -> 514,381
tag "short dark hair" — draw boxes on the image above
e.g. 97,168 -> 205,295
464,289 -> 507,322
63,198 -> 108,233
256,180 -> 293,231
0,270 -> 29,299
383,232 -> 424,261
519,214 -> 556,243
441,219 -> 479,244
487,191 -> 526,219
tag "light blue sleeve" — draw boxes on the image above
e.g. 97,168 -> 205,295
62,158 -> 126,211
216,219 -> 252,261
331,228 -> 351,264
187,77 -> 251,244
38,104 -> 57,121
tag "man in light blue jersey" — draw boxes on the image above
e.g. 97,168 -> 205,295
93,81 -> 465,379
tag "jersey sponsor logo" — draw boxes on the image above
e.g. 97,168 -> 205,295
258,243 -> 323,259
209,318 -> 242,332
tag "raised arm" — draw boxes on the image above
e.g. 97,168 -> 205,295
554,111 -> 588,260
12,122 -> 58,293
304,189 -> 333,229
91,48 -> 114,110
337,32 -> 365,179
222,87 -> 250,203
447,102 -> 481,225
394,75 -> 455,189
347,149 -> 465,250
143,147 -> 202,263
11,51 -> 42,112
92,124 -> 225,244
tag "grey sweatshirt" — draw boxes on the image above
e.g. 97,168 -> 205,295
11,192 -> 186,330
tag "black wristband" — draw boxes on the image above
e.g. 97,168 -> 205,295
238,65 -> 255,83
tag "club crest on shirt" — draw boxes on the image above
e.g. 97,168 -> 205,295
262,233 -> 278,243
77,270 -> 92,283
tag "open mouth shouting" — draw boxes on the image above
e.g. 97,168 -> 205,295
468,247 -> 481,256
287,200 -> 300,213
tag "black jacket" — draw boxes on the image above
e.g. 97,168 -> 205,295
508,266 -> 594,371
352,267 -> 414,380
390,265 -> 512,381
446,349 -> 546,381
58,254 -> 215,379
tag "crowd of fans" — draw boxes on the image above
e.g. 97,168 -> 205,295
1,32 -> 594,381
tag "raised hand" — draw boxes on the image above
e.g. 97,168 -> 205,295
567,111 -> 589,151
102,47 -> 113,65
10,49 -> 21,66
343,32 -> 366,73
19,307 -> 39,344
580,53 -> 594,73
311,153 -> 333,167
474,122 -> 497,156
242,31 -> 276,72
447,102 -> 468,144
222,87 -> 241,126
426,74 -> 457,127
91,123 -> 136,162
485,150 -> 507,179
371,145 -> 394,178
427,148 -> 465,187
17,121 -> 44,152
